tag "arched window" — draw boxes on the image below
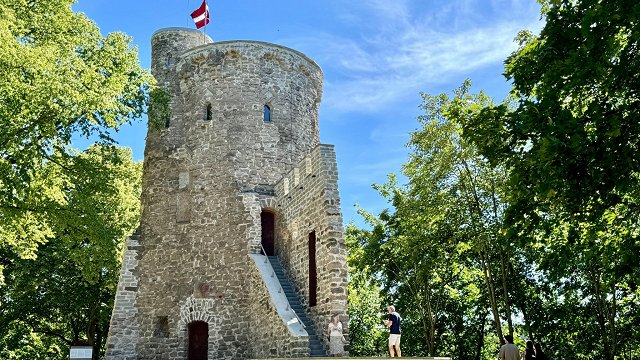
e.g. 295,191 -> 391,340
206,103 -> 212,121
263,105 -> 271,122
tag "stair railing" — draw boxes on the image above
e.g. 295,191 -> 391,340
259,244 -> 269,264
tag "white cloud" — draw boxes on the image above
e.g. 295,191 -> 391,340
289,0 -> 543,114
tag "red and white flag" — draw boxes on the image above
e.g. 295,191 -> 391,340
190,0 -> 210,29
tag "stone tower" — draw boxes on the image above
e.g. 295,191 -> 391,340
104,28 -> 349,360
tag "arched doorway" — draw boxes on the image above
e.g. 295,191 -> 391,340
261,210 -> 275,256
188,321 -> 208,360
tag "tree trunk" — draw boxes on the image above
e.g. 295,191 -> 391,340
491,182 -> 513,337
519,299 -> 534,341
405,271 -> 436,357
499,251 -> 514,336
474,310 -> 487,360
459,161 -> 504,342
480,248 -> 503,342
93,328 -> 101,360
422,285 -> 436,356
589,265 -> 617,360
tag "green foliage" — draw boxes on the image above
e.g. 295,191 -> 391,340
0,0 -> 153,266
459,1 -> 640,359
148,86 -> 172,130
464,0 -> 640,260
0,2 -> 149,357
347,82 -> 525,359
345,225 -> 387,356
0,322 -> 64,360
350,60 -> 640,357
0,145 -> 142,359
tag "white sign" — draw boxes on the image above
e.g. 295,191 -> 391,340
70,346 -> 93,359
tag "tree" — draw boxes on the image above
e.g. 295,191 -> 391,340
347,82 -> 529,359
462,1 -> 640,358
409,82 -> 520,346
0,145 -> 142,360
345,224 -> 387,356
0,0 -> 153,273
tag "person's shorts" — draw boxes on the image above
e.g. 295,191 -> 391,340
389,334 -> 401,346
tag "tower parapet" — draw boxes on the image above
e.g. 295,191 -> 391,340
151,28 -> 213,85
147,30 -> 323,190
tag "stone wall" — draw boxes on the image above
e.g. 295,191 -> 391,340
247,255 -> 309,358
105,27 -> 346,359
147,30 -> 323,191
104,231 -> 141,359
274,144 -> 349,352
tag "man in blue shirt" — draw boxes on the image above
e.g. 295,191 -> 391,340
383,305 -> 402,357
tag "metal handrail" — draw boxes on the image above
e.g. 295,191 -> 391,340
259,244 -> 269,263
259,245 -> 307,329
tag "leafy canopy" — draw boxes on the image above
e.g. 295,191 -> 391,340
0,0 -> 153,267
0,145 -> 142,359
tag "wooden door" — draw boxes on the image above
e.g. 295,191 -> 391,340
261,211 -> 275,256
188,321 -> 208,360
308,231 -> 317,307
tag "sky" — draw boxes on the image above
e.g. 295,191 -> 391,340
72,0 -> 543,227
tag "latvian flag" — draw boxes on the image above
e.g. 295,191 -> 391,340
191,0 -> 210,29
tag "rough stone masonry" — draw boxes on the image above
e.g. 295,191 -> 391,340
103,27 -> 349,360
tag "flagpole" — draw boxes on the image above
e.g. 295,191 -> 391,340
203,0 -> 208,44
190,0 -> 210,42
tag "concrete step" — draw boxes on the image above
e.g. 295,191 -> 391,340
267,255 -> 327,357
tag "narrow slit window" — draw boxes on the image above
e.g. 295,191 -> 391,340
263,105 -> 271,122
206,103 -> 212,120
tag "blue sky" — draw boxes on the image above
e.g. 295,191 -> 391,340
73,0 -> 543,227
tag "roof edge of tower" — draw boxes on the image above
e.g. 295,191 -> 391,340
152,27 -> 214,43
181,40 -> 322,75
152,27 -> 211,38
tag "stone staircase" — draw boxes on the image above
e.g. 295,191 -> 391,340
267,256 -> 326,357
